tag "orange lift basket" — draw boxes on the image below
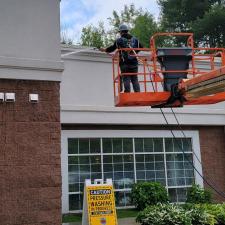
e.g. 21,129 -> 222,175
112,33 -> 225,107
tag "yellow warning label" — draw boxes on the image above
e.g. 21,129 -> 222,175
86,185 -> 117,225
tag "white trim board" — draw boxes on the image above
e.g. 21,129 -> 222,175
61,110 -> 225,125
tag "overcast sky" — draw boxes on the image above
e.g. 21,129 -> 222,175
60,0 -> 160,43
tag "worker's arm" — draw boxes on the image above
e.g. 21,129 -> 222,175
135,41 -> 144,53
99,41 -> 117,53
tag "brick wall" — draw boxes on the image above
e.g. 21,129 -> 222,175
0,79 -> 61,225
198,126 -> 225,202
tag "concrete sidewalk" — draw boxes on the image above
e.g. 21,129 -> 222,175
63,217 -> 138,225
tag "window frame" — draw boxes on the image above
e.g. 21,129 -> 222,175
61,130 -> 202,213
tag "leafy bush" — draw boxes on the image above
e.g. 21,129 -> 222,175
136,203 -> 216,225
200,204 -> 225,225
186,184 -> 212,204
137,204 -> 191,225
187,204 -> 216,225
131,182 -> 168,210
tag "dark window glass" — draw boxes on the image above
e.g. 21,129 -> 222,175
145,154 -> 154,162
115,192 -> 126,207
79,156 -> 90,164
69,183 -> 79,192
90,155 -> 101,164
136,154 -> 144,162
68,165 -> 79,172
124,163 -> 134,171
113,155 -> 123,163
79,173 -> 90,182
91,164 -> 101,173
79,165 -> 90,173
103,155 -> 112,164
103,164 -> 113,172
124,155 -> 133,163
113,139 -> 122,153
155,162 -> 164,170
114,163 -> 123,171
114,172 -> 124,180
145,162 -> 154,170
69,194 -> 83,210
69,174 -> 79,183
68,138 -> 78,154
144,138 -> 153,152
173,138 -> 183,152
90,139 -> 101,153
137,171 -> 145,179
136,163 -> 145,170
125,192 -> 132,206
146,171 -> 155,179
123,138 -> 133,153
165,138 -> 173,152
155,154 -> 164,162
104,172 -> 113,179
68,156 -> 78,164
182,138 -> 192,152
154,138 -> 163,152
79,139 -> 89,154
103,138 -> 112,153
135,138 -> 144,152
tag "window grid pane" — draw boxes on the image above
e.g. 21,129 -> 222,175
68,137 -> 195,211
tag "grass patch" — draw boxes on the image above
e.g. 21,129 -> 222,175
62,213 -> 82,223
62,208 -> 139,223
117,208 -> 139,218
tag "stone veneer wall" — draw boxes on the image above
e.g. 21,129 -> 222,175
0,79 -> 61,225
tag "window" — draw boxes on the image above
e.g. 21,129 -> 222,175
67,137 -> 195,211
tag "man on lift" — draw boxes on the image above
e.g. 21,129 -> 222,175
100,24 -> 143,92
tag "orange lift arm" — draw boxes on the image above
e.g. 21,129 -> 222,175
179,66 -> 225,104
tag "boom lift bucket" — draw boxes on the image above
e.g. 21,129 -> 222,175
112,33 -> 225,107
157,48 -> 192,91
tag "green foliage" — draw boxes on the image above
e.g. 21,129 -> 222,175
79,1 -> 225,48
131,12 -> 159,47
106,4 -> 143,43
108,4 -> 142,32
80,22 -> 107,48
191,5 -> 225,47
136,203 -> 216,225
158,0 -> 211,31
158,0 -> 225,47
186,184 -> 212,204
187,204 -> 216,225
131,182 -> 169,210
80,4 -> 158,48
201,204 -> 225,225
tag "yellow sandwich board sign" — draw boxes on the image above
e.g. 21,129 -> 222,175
82,179 -> 118,225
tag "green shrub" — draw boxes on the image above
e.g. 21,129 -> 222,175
187,204 -> 216,225
131,182 -> 168,210
186,184 -> 212,204
201,204 -> 225,225
137,204 -> 191,225
136,203 -> 216,225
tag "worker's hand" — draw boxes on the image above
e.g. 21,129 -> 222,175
99,48 -> 106,52
215,51 -> 222,57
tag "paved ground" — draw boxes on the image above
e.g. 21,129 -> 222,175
63,217 -> 138,225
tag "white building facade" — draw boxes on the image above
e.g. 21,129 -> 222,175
60,46 -> 225,213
